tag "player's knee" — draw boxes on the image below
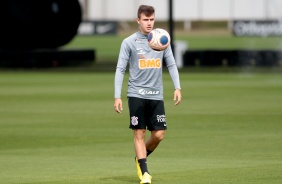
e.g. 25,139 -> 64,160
154,135 -> 164,143
152,131 -> 165,143
134,129 -> 146,142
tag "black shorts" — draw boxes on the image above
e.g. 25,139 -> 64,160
128,97 -> 167,131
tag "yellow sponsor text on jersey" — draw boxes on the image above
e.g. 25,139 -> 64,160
139,58 -> 161,69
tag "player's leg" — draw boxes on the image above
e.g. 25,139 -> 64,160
134,129 -> 147,159
146,129 -> 165,153
134,128 -> 150,180
146,99 -> 167,155
128,97 -> 150,181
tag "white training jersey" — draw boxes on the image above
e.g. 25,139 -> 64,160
114,31 -> 181,100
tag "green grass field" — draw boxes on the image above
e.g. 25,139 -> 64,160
0,71 -> 282,184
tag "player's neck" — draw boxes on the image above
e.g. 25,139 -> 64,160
139,29 -> 149,35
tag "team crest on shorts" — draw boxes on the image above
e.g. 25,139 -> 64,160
131,116 -> 138,126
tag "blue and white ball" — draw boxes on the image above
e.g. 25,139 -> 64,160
148,28 -> 171,51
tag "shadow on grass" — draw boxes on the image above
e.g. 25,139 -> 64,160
100,175 -> 137,183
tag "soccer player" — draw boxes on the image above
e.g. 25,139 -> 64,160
114,5 -> 181,184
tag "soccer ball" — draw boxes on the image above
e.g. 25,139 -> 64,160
148,28 -> 171,51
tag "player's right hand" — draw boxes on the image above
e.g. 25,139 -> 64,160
114,98 -> 123,113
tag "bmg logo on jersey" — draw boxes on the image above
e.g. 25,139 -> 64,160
139,58 -> 161,69
156,115 -> 166,122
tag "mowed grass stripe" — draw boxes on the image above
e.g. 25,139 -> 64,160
0,71 -> 281,184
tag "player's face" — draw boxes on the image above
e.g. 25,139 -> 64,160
137,13 -> 155,35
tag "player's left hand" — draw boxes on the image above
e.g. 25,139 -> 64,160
174,88 -> 182,106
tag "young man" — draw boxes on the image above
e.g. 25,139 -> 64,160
114,5 -> 181,184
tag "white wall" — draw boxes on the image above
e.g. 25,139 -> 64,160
80,0 -> 282,21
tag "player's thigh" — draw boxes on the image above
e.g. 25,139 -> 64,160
128,97 -> 146,129
147,100 -> 167,131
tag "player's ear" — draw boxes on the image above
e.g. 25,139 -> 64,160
136,18 -> 140,24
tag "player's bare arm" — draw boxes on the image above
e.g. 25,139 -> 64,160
114,98 -> 123,113
174,88 -> 182,106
